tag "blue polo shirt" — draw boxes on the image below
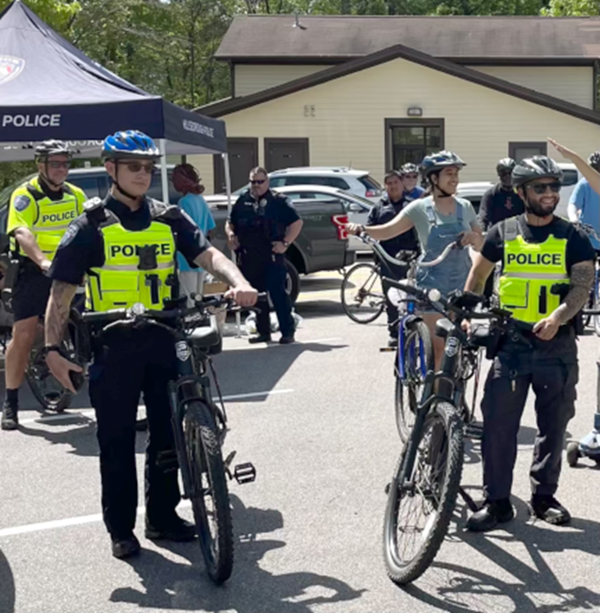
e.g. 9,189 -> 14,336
177,193 -> 216,271
570,178 -> 600,249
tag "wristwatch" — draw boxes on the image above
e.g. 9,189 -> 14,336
41,345 -> 61,358
282,240 -> 289,248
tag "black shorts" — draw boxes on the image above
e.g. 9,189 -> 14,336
11,264 -> 52,322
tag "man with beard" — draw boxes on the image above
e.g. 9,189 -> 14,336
463,156 -> 594,532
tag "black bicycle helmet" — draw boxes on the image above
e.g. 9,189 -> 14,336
496,157 -> 516,175
420,151 -> 466,178
35,139 -> 71,161
400,163 -> 419,176
588,151 -> 600,171
512,156 -> 563,187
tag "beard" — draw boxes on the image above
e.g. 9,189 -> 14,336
524,197 -> 558,218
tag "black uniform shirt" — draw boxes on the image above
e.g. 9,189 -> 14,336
50,194 -> 210,286
367,195 -> 419,256
228,189 -> 300,258
478,183 -> 525,231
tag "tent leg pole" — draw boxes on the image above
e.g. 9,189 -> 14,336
159,138 -> 169,205
223,153 -> 242,339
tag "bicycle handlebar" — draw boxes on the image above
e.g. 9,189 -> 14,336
357,231 -> 462,271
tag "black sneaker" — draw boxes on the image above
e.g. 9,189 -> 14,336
112,534 -> 141,559
145,517 -> 196,542
466,498 -> 515,532
387,336 -> 398,348
279,335 -> 295,345
529,495 -> 571,525
248,334 -> 271,344
1,403 -> 18,431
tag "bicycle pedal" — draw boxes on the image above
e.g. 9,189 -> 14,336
379,347 -> 395,352
384,482 -> 390,494
233,462 -> 256,484
465,422 -> 484,440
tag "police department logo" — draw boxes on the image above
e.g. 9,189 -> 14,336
13,195 -> 30,212
445,336 -> 460,358
175,341 -> 191,362
0,56 -> 25,86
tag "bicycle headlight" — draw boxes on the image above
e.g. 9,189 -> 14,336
428,289 -> 442,302
130,302 -> 146,316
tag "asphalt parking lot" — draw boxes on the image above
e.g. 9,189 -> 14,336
1,270 -> 600,613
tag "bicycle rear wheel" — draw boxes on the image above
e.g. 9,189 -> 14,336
184,401 -> 233,584
341,262 -> 385,324
395,321 -> 433,443
26,338 -> 73,412
383,401 -> 463,585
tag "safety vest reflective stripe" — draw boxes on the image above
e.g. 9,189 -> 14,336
503,272 -> 568,280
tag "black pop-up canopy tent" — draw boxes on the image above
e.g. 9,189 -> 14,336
0,0 -> 231,203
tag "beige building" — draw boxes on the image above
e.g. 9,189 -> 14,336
191,15 -> 600,194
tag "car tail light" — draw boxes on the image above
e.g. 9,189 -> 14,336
332,214 -> 349,240
365,190 -> 378,198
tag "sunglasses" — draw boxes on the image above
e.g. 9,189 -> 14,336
118,161 -> 156,175
527,182 -> 561,194
48,161 -> 71,170
403,174 -> 419,179
250,179 -> 266,185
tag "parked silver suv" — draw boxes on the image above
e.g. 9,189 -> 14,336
267,167 -> 383,203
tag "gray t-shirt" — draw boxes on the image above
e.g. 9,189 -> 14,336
398,196 -> 479,250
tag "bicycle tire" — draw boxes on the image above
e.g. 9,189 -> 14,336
394,321 -> 434,443
184,400 -> 233,585
383,400 -> 464,586
593,290 -> 600,337
341,262 -> 385,324
26,340 -> 73,412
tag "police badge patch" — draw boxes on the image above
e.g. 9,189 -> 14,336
58,223 -> 79,248
0,56 -> 25,86
13,195 -> 30,212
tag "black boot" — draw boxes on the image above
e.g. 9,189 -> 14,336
1,402 -> 18,431
466,498 -> 515,532
111,534 -> 141,559
145,516 -> 196,542
529,495 -> 571,525
248,333 -> 271,344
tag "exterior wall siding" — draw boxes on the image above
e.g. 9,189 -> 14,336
466,65 -> 594,109
234,64 -> 333,96
191,58 -> 600,194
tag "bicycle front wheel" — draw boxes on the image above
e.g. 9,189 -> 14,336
341,262 -> 385,324
383,401 -> 464,586
395,320 -> 434,443
184,401 -> 233,584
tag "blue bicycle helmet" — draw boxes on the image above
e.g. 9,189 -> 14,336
102,130 -> 160,160
420,151 -> 466,178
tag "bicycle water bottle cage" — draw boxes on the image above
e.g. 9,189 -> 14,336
138,245 -> 158,270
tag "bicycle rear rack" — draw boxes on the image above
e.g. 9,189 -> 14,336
224,451 -> 257,485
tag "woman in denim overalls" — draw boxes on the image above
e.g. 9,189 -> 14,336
347,151 -> 484,367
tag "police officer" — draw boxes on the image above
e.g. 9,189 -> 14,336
1,140 -> 86,431
43,131 -> 257,559
226,167 -> 303,344
367,170 -> 420,347
464,156 -> 594,531
477,158 -> 525,232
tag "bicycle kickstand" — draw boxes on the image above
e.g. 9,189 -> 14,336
458,486 -> 480,513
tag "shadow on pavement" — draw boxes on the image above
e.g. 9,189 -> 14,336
0,548 -> 15,613
212,341 -> 348,401
404,496 -> 600,613
110,495 -> 365,611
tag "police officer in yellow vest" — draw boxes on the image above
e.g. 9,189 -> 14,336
42,131 -> 257,559
464,156 -> 594,532
1,140 -> 86,431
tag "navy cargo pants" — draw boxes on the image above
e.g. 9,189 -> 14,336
480,329 -> 578,501
89,326 -> 181,540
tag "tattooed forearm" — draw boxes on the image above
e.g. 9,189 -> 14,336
552,260 -> 594,324
195,247 -> 248,288
45,281 -> 78,346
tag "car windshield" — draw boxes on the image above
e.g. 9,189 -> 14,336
335,191 -> 373,207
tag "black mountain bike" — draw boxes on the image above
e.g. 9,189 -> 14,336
380,279 -> 533,586
81,295 -> 257,585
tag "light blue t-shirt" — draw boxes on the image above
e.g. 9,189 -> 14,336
177,193 -> 216,271
570,178 -> 600,249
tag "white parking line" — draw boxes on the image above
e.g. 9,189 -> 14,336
0,501 -> 193,538
18,388 -> 296,425
227,337 -> 343,350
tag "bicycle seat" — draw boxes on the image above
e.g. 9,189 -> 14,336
435,318 -> 454,338
189,317 -> 221,351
